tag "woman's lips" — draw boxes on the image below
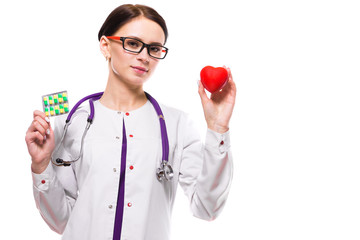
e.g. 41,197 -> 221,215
131,66 -> 148,74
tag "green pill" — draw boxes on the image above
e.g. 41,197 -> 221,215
43,97 -> 49,106
44,107 -> 50,117
49,96 -> 54,105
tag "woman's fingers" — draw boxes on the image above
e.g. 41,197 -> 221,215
25,110 -> 55,172
28,111 -> 50,135
35,115 -> 50,135
25,131 -> 46,145
26,110 -> 52,147
33,109 -> 46,119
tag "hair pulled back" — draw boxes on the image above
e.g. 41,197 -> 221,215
98,4 -> 168,44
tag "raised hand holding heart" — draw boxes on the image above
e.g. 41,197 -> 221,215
198,66 -> 237,134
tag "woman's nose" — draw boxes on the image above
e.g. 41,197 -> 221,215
136,47 -> 150,63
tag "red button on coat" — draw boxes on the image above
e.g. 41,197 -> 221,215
41,180 -> 46,184
127,202 -> 132,207
129,165 -> 134,170
220,140 -> 224,145
129,134 -> 133,138
125,112 -> 130,116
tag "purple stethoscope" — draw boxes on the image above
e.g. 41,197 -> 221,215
51,92 -> 174,181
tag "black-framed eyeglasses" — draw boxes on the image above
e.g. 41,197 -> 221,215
106,36 -> 168,59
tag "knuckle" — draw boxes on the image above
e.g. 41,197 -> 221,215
33,110 -> 45,118
33,120 -> 39,128
34,116 -> 41,125
34,115 -> 43,122
36,131 -> 44,141
25,134 -> 29,142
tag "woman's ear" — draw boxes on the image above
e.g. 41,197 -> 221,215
99,36 -> 111,60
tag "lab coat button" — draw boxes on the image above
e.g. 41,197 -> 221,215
125,112 -> 130,116
116,136 -> 120,139
41,180 -> 46,184
127,202 -> 132,207
129,134 -> 133,138
129,165 -> 134,170
108,205 -> 113,209
113,168 -> 117,172
220,140 -> 224,145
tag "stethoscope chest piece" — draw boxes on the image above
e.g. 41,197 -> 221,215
157,161 -> 174,181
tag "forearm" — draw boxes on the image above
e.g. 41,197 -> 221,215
190,129 -> 233,220
32,162 -> 76,234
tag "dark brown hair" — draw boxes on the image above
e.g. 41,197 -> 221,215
98,4 -> 168,44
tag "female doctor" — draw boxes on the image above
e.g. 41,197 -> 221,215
25,4 -> 236,240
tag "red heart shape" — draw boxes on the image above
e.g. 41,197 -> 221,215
200,66 -> 229,93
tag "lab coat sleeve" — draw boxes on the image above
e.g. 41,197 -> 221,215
178,114 -> 233,221
31,117 -> 78,234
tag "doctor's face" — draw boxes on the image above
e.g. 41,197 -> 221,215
105,17 -> 166,86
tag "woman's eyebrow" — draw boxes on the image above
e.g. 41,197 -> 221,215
127,36 -> 164,46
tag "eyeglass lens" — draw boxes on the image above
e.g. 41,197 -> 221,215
123,38 -> 167,59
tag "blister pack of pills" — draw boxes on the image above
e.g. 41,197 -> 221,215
42,91 -> 69,117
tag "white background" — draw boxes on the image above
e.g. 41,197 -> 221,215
1,0 -> 360,239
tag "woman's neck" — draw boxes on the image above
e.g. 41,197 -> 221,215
99,76 -> 147,112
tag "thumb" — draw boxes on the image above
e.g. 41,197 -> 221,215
198,80 -> 209,105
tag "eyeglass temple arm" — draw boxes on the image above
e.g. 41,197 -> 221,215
105,36 -> 121,40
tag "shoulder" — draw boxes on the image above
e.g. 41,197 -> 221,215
158,102 -> 189,123
156,101 -> 198,139
146,92 -> 192,125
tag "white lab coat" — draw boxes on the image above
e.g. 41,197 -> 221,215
32,99 -> 233,240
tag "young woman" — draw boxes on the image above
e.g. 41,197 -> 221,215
25,4 -> 236,240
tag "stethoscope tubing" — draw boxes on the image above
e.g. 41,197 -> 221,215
66,92 -> 103,123
145,92 -> 169,162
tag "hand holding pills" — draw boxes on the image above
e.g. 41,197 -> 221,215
25,91 -> 69,174
25,110 -> 55,174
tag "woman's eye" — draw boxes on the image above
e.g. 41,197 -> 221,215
127,40 -> 139,48
150,46 -> 161,53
